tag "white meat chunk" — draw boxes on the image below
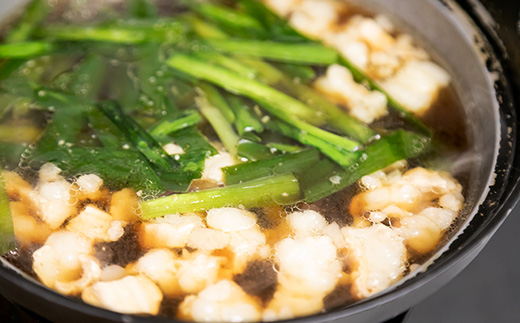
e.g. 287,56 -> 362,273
325,15 -> 400,78
337,41 -> 370,71
67,205 -> 123,242
401,167 -> 463,198
286,210 -> 328,236
139,213 -> 204,249
163,142 -> 185,156
343,16 -> 395,51
202,152 -> 235,184
99,265 -> 127,282
82,275 -> 162,315
275,236 -> 341,296
29,179 -> 75,229
32,231 -> 101,295
26,163 -> 77,229
264,235 -> 341,320
38,163 -> 63,183
315,64 -> 388,124
394,207 -> 458,254
360,160 -> 407,190
289,0 -> 342,39
353,166 -> 463,215
322,222 -> 346,249
10,201 -> 52,247
351,167 -> 463,254
227,228 -> 270,272
380,60 -> 451,115
207,208 -> 257,232
285,209 -> 346,248
324,14 -> 429,79
263,0 -> 301,17
188,227 -> 230,252
263,288 -> 324,321
188,227 -> 267,273
75,174 -> 103,194
262,0 -> 447,115
136,248 -> 225,296
179,279 -> 262,322
374,14 -> 395,33
206,208 -> 269,271
136,249 -> 180,295
53,255 -> 102,295
176,251 -> 225,294
342,224 -> 407,299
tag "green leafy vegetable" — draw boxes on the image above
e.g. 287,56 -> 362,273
140,173 -> 301,219
0,170 -> 15,253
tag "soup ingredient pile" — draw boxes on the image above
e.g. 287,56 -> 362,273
0,0 -> 464,321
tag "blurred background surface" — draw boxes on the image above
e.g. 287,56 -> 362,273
407,203 -> 520,323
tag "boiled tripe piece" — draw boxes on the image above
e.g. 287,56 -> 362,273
278,209 -> 342,293
135,249 -> 180,296
325,15 -> 429,79
263,0 -> 302,17
4,164 -> 77,229
32,164 -> 77,229
342,224 -> 407,299
206,207 -> 257,232
315,64 -> 388,124
32,179 -> 76,229
263,209 -> 341,321
82,275 -> 162,315
275,235 -> 341,296
207,208 -> 270,272
75,174 -> 103,194
286,209 -> 328,236
263,0 -> 450,115
179,279 -> 262,322
38,163 -> 62,183
188,227 -> 230,251
263,286 -> 324,321
109,187 -> 139,222
162,142 -> 185,156
32,231 -> 101,295
9,201 -> 52,247
226,227 -> 270,272
263,229 -> 341,321
66,205 -> 124,242
176,251 -> 226,294
380,60 -> 451,115
202,152 -> 235,184
139,213 -> 204,249
393,206 -> 459,254
135,248 -> 226,296
352,166 -> 463,254
99,265 -> 127,282
289,0 -> 343,39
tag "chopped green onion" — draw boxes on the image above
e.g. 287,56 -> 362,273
205,39 -> 338,65
0,42 -> 56,59
140,173 -> 301,219
0,170 -> 15,254
167,53 -> 323,124
224,148 -> 320,185
150,111 -> 202,138
302,130 -> 432,202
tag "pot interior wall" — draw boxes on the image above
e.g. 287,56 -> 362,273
348,0 -> 499,212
